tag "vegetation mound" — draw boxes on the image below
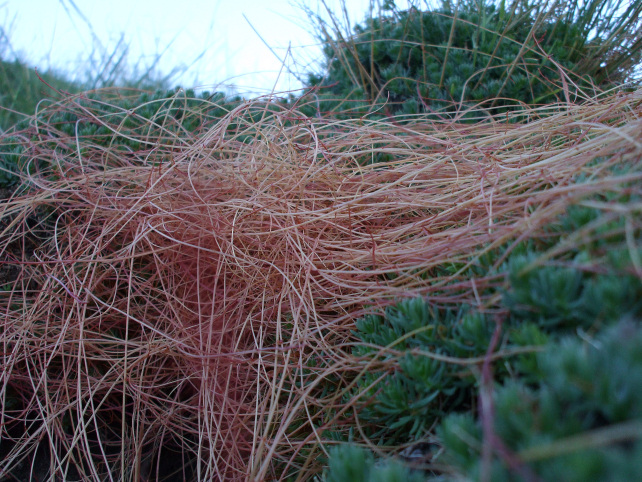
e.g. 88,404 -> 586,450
0,85 -> 640,480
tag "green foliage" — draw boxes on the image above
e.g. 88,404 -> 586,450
44,88 -> 227,146
347,195 -> 642,446
0,135 -> 26,187
0,46 -> 179,135
302,0 -> 642,119
0,58 -> 81,132
503,253 -> 642,331
324,445 -> 374,482
338,195 -> 642,479
437,321 -> 642,480
351,299 -> 496,440
0,18 -> 203,189
323,444 -> 425,482
503,201 -> 642,334
0,88 -> 247,189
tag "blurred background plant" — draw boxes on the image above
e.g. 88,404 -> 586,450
0,20 -> 188,133
0,24 -> 78,132
322,169 -> 642,480
299,0 -> 642,117
1,0 -> 642,480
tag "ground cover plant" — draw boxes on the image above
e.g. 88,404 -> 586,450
300,0 -> 641,118
324,201 -> 642,480
0,57 -> 82,134
0,82 -> 640,480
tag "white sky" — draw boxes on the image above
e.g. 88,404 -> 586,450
2,0 -> 412,96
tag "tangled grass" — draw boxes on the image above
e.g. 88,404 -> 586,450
0,86 -> 641,480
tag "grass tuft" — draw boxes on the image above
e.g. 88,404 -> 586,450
0,85 -> 640,479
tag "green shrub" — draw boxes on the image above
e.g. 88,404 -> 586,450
0,58 -> 81,132
503,253 -> 642,332
302,0 -> 642,119
336,195 -> 642,479
0,88 -> 247,189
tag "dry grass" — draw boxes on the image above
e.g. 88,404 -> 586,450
0,86 -> 641,480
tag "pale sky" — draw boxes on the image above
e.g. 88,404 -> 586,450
2,0 -> 412,96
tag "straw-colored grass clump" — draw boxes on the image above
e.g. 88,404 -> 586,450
1,87 -> 641,480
